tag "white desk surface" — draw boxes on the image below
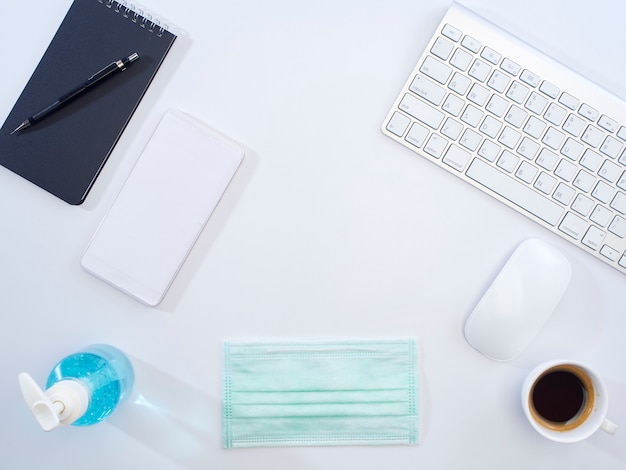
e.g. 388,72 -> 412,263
1,0 -> 625,468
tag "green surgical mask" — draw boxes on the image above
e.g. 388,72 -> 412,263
222,339 -> 418,448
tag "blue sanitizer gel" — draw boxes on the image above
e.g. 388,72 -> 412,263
45,344 -> 134,426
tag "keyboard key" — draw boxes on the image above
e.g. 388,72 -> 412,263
424,133 -> 448,158
559,92 -> 579,110
399,93 -> 444,129
498,126 -> 521,149
516,161 -> 539,183
442,94 -> 465,116
450,48 -> 473,71
480,115 -> 502,138
405,122 -> 429,147
504,105 -> 527,128
506,81 -> 530,104
525,92 -> 549,115
461,105 -> 483,127
442,144 -> 471,171
466,158 -> 564,225
542,127 -> 565,150
573,170 -> 596,193
459,128 -> 482,151
561,138 -> 584,160
598,115 -> 618,133
572,194 -> 594,216
618,126 -> 626,141
410,75 -> 447,105
441,118 -> 463,140
497,151 -> 519,173
431,37 -> 455,60
611,191 -> 626,214
539,81 -> 559,99
598,160 -> 621,183
468,59 -> 491,82
477,140 -> 500,162
582,226 -> 606,251
554,159 -> 577,181
581,125 -> 604,151
486,95 -> 508,117
487,70 -> 510,93
562,114 -> 586,137
441,23 -> 462,42
581,125 -> 604,148
534,172 -> 557,194
536,148 -> 558,171
592,181 -> 614,204
517,137 -> 540,160
590,205 -> 613,227
600,244 -> 620,261
559,212 -> 588,239
420,56 -> 452,84
448,72 -> 472,95
386,112 -> 411,137
619,171 -> 626,191
461,35 -> 481,53
520,70 -> 540,87
523,116 -> 546,139
609,215 -> 626,238
468,83 -> 490,106
553,183 -> 575,205
600,136 -> 623,159
580,149 -> 602,172
481,47 -> 501,65
544,103 -> 567,126
578,103 -> 599,121
501,58 -> 520,76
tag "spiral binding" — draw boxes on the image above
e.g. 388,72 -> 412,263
98,0 -> 169,37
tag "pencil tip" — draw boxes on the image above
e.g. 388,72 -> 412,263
11,121 -> 30,134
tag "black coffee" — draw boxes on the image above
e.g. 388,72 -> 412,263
532,370 -> 586,423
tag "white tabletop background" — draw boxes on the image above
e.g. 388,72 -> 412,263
1,0 -> 625,468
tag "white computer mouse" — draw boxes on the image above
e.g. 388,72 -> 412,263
464,238 -> 571,361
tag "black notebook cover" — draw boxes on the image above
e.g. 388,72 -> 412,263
0,0 -> 176,205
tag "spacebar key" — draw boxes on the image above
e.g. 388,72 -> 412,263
466,159 -> 564,225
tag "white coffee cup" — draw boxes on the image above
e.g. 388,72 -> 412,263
521,360 -> 618,443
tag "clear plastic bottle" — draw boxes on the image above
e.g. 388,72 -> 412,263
18,344 -> 134,430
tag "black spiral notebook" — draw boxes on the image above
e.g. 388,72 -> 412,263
0,0 -> 176,205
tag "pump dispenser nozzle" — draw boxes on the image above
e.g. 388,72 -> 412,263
18,344 -> 134,430
18,372 -> 89,431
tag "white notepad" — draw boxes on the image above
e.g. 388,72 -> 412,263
81,110 -> 245,306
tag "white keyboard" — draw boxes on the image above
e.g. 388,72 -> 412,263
382,3 -> 626,276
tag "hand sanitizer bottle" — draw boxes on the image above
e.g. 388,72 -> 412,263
18,344 -> 134,431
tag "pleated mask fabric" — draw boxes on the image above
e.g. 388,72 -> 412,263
222,338 -> 418,448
